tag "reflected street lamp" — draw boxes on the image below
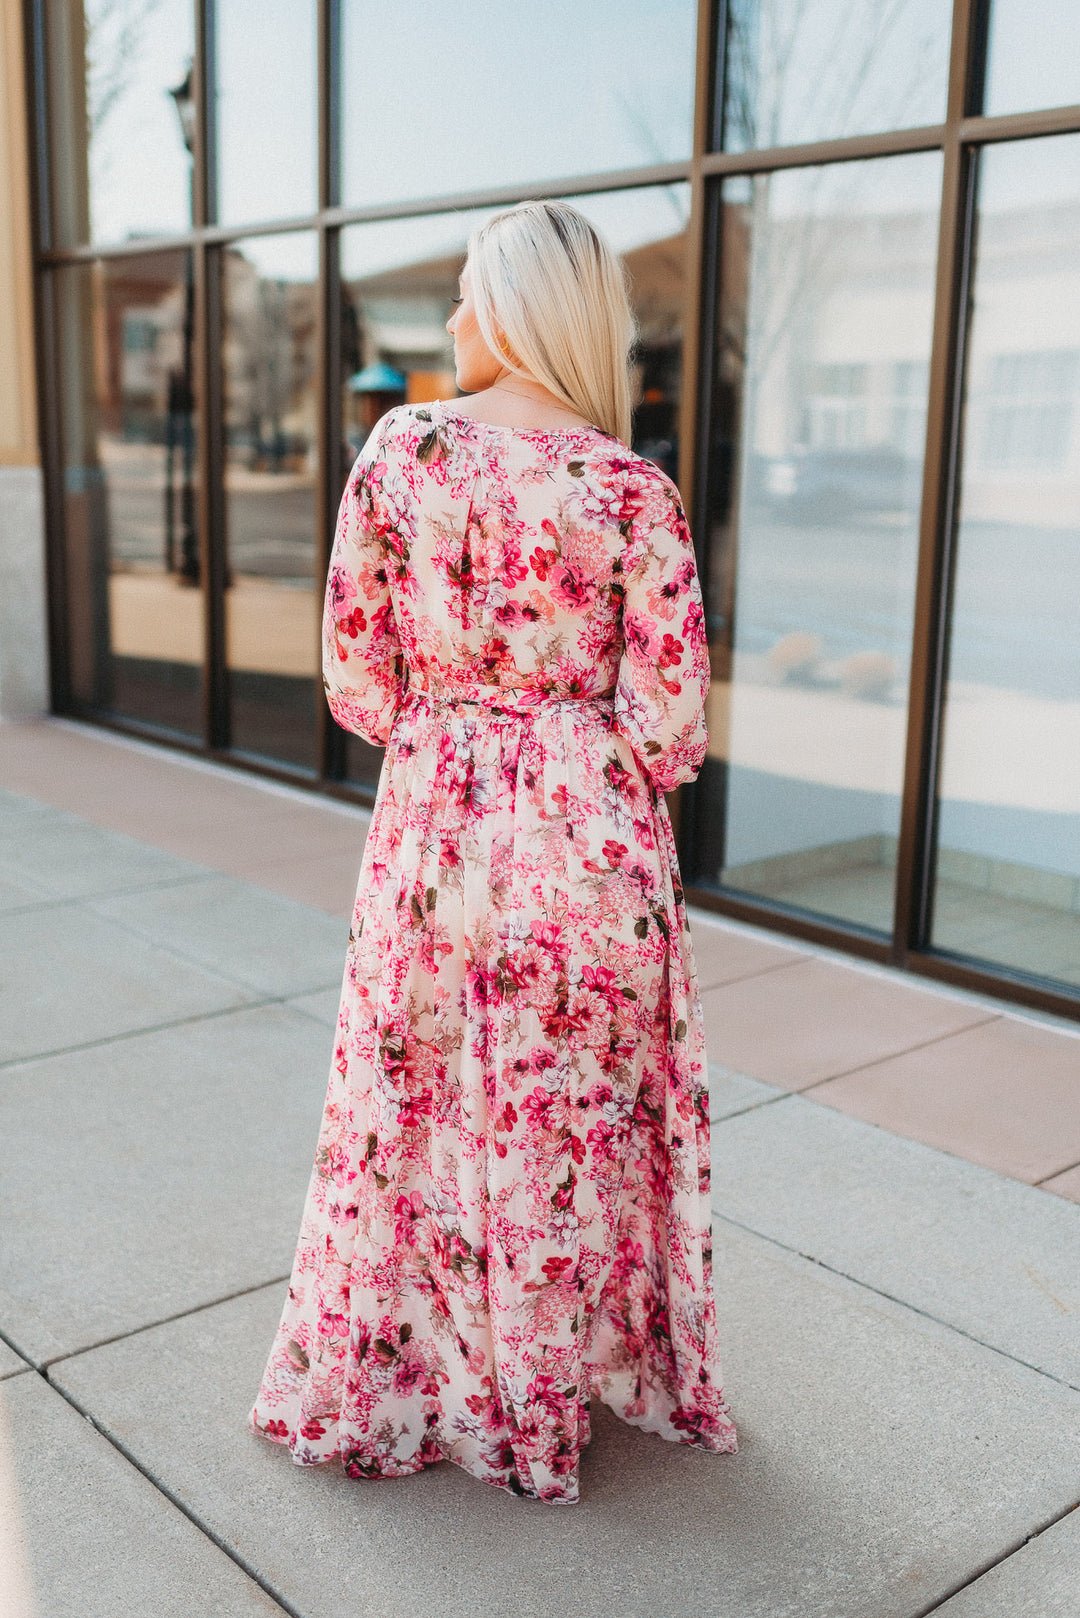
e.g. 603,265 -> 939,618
166,66 -> 199,585
168,67 -> 197,153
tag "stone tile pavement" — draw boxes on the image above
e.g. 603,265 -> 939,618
1,717 -> 1078,1616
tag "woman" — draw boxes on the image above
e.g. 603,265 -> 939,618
248,199 -> 738,1505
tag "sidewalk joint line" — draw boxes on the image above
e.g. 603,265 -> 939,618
70,889 -> 347,1000
792,1013 -> 1003,1089
911,1499 -> 1080,1616
42,1275 -> 292,1370
1036,1157 -> 1080,1185
0,1327 -> 34,1374
697,956 -> 809,994
0,994 -> 296,1073
711,1208 -> 1080,1394
31,1368 -> 300,1617
710,1090 -> 791,1126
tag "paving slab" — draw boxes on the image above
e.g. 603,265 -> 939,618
89,873 -> 349,998
49,1222 -> 1080,1618
0,807 -> 208,900
0,904 -> 258,1066
224,850 -> 363,919
809,1016 -> 1080,1183
707,1063 -> 786,1122
929,1504 -> 1080,1616
0,1003 -> 332,1364
686,918 -> 809,991
699,956 -> 996,1087
711,1095 -> 1080,1387
0,1371 -> 284,1617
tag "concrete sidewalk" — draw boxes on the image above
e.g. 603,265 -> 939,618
1,717 -> 1078,1617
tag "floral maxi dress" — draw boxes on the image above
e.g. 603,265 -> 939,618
248,399 -> 738,1503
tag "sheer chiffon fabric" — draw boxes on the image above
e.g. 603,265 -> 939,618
248,400 -> 737,1502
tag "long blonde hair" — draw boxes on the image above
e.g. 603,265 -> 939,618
464,200 -> 636,445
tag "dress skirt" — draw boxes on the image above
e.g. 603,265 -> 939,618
247,683 -> 738,1504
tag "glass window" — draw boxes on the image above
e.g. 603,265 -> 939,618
222,233 -> 319,769
984,0 -> 1080,118
340,0 -> 695,210
54,251 -> 204,738
931,136 -> 1080,989
335,185 -> 690,788
46,0 -> 196,247
720,0 -> 952,152
214,0 -> 317,227
689,153 -> 943,934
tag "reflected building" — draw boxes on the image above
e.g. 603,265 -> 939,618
4,0 -> 1079,1019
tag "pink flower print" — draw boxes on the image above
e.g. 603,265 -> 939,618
529,545 -> 558,581
657,632 -> 684,671
623,610 -> 655,659
550,563 -> 598,614
646,576 -> 682,620
602,839 -> 628,867
327,564 -> 357,615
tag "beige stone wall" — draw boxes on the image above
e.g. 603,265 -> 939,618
0,0 -> 38,468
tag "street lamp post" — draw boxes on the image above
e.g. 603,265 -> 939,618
167,66 -> 199,586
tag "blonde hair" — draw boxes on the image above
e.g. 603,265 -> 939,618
464,200 -> 636,445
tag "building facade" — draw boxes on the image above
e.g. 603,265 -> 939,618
6,0 -> 1080,1021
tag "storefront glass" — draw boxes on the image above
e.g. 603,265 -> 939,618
983,0 -> 1080,118
691,153 -> 942,934
931,135 -> 1080,988
214,0 -> 317,226
46,0 -> 196,247
53,250 -> 204,738
222,232 -> 320,768
340,0 -> 696,208
720,0 -> 952,151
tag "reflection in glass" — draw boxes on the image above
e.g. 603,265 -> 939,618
932,137 -> 1080,987
214,0 -> 317,226
55,252 -> 203,737
340,0 -> 694,209
720,0 -> 950,152
984,0 -> 1080,118
222,233 -> 319,769
335,186 -> 689,789
46,0 -> 196,247
691,155 -> 942,933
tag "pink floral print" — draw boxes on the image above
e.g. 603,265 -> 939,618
248,399 -> 737,1503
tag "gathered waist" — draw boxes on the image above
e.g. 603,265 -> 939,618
401,680 -> 616,719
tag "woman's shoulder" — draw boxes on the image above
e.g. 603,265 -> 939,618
363,401 -> 683,504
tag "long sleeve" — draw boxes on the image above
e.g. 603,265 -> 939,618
612,469 -> 711,793
321,414 -> 408,746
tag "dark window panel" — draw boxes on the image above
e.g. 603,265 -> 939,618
719,0 -> 951,152
221,232 -> 320,770
213,0 -> 317,227
691,154 -> 942,935
53,251 -> 204,738
984,0 -> 1080,118
932,135 -> 1080,989
45,0 -> 196,248
340,0 -> 695,210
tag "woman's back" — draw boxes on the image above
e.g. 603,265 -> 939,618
325,398 -> 712,793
